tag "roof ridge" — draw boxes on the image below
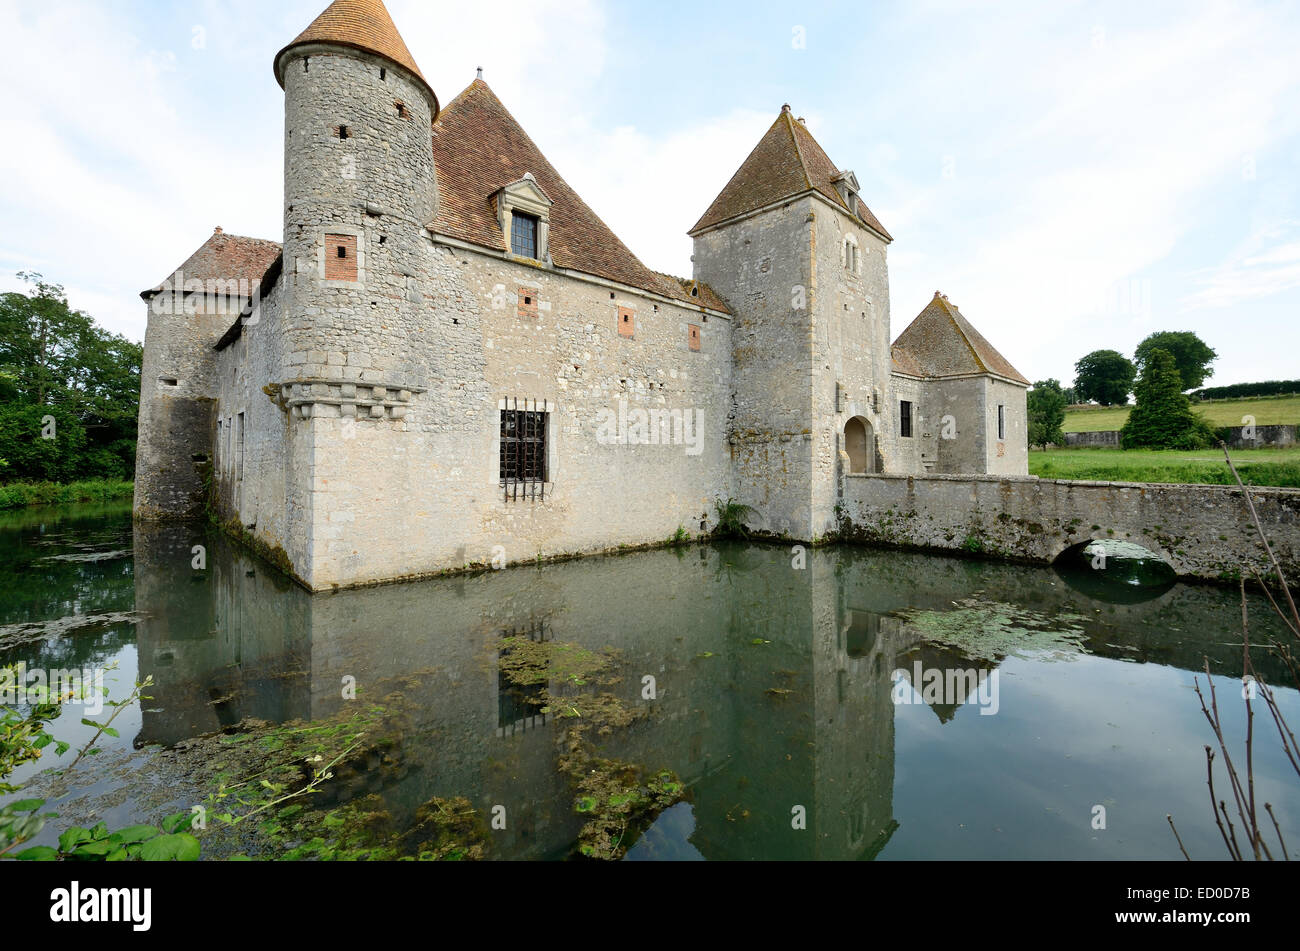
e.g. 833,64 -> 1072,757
783,110 -> 815,193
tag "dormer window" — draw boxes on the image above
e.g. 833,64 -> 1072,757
511,213 -> 539,259
497,173 -> 553,263
832,169 -> 861,217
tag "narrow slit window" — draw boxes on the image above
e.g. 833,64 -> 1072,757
900,400 -> 913,438
339,125 -> 350,140
997,404 -> 1006,441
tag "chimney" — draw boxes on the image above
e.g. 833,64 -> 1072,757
476,67 -> 483,80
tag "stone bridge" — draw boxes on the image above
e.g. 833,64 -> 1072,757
837,473 -> 1300,584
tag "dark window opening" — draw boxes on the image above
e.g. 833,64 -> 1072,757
160,376 -> 179,387
500,403 -> 548,501
339,125 -> 350,139
304,57 -> 309,72
380,68 -> 386,80
997,404 -> 1006,441
510,212 -> 539,259
396,101 -> 410,119
337,246 -> 348,259
900,400 -> 913,438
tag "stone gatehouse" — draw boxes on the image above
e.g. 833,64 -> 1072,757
135,0 -> 1030,590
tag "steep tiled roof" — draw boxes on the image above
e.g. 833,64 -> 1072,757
690,109 -> 891,240
430,79 -> 728,313
891,292 -> 1029,385
141,228 -> 282,299
274,0 -> 437,113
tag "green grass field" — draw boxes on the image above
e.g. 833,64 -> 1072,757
1029,447 -> 1300,487
1064,394 -> 1300,432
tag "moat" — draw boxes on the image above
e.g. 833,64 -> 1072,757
3,502 -> 1296,860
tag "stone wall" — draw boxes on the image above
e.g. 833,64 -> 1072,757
1064,430 -> 1121,447
810,195 -> 894,539
694,198 -> 816,539
1221,423 -> 1297,448
837,472 -> 1300,582
134,289 -> 231,518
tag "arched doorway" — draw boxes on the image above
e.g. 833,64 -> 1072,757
844,417 -> 873,473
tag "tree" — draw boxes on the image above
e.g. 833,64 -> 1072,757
0,273 -> 141,482
1074,349 -> 1136,406
1120,348 -> 1215,450
1027,379 -> 1067,448
1134,331 -> 1217,391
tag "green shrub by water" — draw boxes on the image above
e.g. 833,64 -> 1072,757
0,480 -> 134,510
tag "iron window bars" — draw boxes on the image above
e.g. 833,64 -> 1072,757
500,398 -> 548,502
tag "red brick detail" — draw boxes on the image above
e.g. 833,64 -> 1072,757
325,235 -> 358,281
688,324 -> 701,351
395,100 -> 411,120
518,287 -> 539,320
618,307 -> 635,338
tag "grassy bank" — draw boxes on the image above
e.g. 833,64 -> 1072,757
0,480 -> 134,510
1064,394 -> 1300,433
1029,447 -> 1300,487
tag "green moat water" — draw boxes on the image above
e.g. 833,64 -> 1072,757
1,502 -> 1296,860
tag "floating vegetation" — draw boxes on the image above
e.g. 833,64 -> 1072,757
897,598 -> 1090,662
497,636 -> 686,860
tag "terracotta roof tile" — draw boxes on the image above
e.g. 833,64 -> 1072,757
274,0 -> 437,113
690,110 -> 891,240
891,292 -> 1029,385
431,79 -> 727,312
653,273 -> 730,313
142,228 -> 282,299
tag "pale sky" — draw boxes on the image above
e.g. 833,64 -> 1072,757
1,0 -> 1298,389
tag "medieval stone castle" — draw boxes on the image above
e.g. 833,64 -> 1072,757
136,0 -> 1029,591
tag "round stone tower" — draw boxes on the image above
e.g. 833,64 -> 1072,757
273,0 -> 440,407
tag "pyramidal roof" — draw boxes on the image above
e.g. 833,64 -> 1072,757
274,0 -> 437,113
891,292 -> 1029,385
690,108 -> 891,240
431,79 -> 726,311
141,227 -> 282,300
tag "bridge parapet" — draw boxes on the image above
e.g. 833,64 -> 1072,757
836,473 -> 1300,584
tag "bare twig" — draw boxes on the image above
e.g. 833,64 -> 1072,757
1167,814 -> 1192,860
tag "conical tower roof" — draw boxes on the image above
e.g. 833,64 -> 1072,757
274,0 -> 437,114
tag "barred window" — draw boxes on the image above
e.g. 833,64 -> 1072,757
500,405 -> 548,500
510,213 -> 539,259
